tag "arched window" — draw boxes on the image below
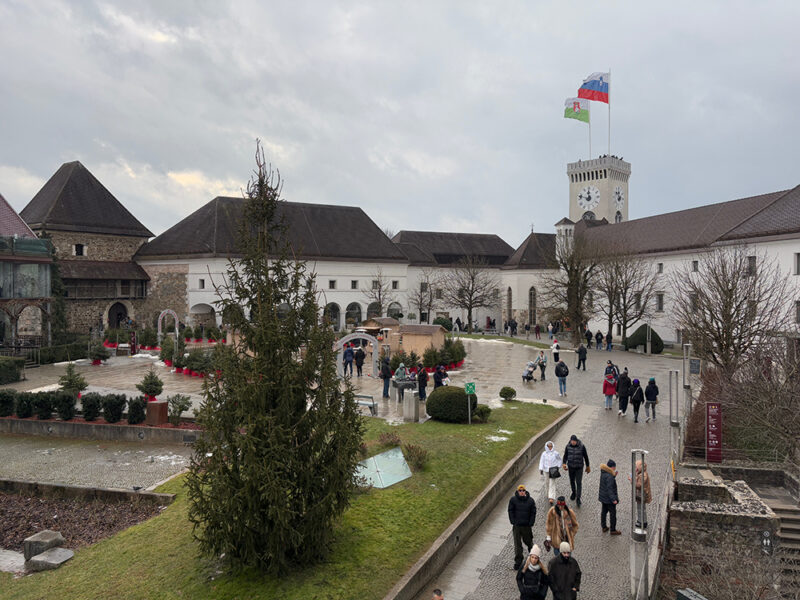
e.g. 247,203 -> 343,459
345,302 -> 362,327
277,302 -> 290,320
506,287 -> 512,322
615,211 -> 623,223
387,302 -> 403,319
582,211 -> 596,221
366,302 -> 381,319
324,303 -> 341,331
528,287 -> 536,326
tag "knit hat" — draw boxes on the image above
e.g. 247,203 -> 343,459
633,378 -> 639,385
607,459 -> 616,468
530,544 -> 542,557
560,541 -> 571,553
557,495 -> 566,504
517,484 -> 526,491
607,360 -> 612,364
570,434 -> 578,442
649,377 -> 655,383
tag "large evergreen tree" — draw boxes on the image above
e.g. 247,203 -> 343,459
186,145 -> 364,574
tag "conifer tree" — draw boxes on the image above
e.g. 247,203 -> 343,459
186,144 -> 364,574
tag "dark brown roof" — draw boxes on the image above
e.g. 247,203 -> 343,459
394,241 -> 436,266
59,260 -> 150,281
579,189 -> 791,254
391,231 -> 514,265
554,217 -> 575,226
504,232 -> 556,269
21,161 -> 153,237
0,193 -> 36,238
398,324 -> 446,335
365,317 -> 399,327
136,197 -> 408,262
718,185 -> 800,241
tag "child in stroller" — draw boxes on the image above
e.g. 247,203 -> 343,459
522,361 -> 537,383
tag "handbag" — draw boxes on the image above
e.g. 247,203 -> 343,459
549,466 -> 561,479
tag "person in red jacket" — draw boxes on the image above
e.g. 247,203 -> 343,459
602,373 -> 617,411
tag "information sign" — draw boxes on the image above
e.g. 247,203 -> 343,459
464,382 -> 476,395
706,402 -> 722,463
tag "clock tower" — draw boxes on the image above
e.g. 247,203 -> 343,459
567,156 -> 631,223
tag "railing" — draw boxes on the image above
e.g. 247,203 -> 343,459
633,462 -> 674,599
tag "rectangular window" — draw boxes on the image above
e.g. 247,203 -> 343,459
691,293 -> 699,311
74,244 -> 84,256
796,301 -> 800,324
328,280 -> 336,290
351,280 -> 358,290
420,311 -> 428,323
435,288 -> 443,300
616,324 -> 621,336
656,293 -> 664,312
392,280 -> 399,290
635,292 -> 642,311
372,280 -> 379,290
199,278 -> 205,289
420,282 -> 428,293
692,260 -> 699,272
795,253 -> 800,275
587,291 -> 594,309
747,255 -> 757,276
657,263 -> 663,274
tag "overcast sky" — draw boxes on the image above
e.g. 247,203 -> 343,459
1,1 -> 798,247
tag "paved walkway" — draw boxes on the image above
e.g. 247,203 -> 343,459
411,338 -> 680,600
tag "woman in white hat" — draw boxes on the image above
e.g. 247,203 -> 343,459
539,440 -> 562,504
516,544 -> 549,600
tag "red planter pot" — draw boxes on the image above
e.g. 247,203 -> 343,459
426,367 -> 434,373
194,338 -> 202,343
91,359 -> 102,366
184,369 -> 192,376
174,367 -> 184,373
146,395 -> 157,402
215,370 -> 222,378
221,338 -> 227,343
208,339 -> 216,344
184,338 -> 191,343
164,359 -> 173,367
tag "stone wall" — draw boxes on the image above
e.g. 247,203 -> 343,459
137,264 -> 189,328
66,299 -> 149,333
44,231 -> 147,262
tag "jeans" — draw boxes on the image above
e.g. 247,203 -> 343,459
632,401 -> 642,421
645,402 -> 656,420
558,377 -> 567,395
419,385 -> 427,401
382,377 -> 390,398
605,394 -> 614,409
577,358 -> 586,370
619,395 -> 629,414
601,502 -> 617,530
539,364 -> 546,380
606,342 -> 612,351
344,360 -> 353,376
356,363 -> 363,377
512,525 -> 533,567
568,466 -> 584,501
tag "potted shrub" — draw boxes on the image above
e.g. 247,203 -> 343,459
167,394 -> 192,427
58,363 -> 88,398
90,343 -> 111,366
173,354 -> 185,374
183,326 -> 193,343
159,336 -> 175,367
206,326 -> 220,343
136,368 -> 164,402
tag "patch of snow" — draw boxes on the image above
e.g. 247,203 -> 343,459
497,429 -> 514,435
29,384 -> 61,393
486,435 -> 508,442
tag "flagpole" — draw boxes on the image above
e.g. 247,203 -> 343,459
608,67 -> 611,155
588,102 -> 592,158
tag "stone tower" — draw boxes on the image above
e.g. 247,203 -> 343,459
567,156 -> 631,223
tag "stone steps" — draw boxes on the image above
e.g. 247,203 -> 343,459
774,504 -> 800,596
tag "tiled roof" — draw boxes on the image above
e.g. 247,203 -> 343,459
391,231 -> 514,265
136,197 -> 408,262
59,260 -> 150,281
394,241 -> 436,266
503,232 -> 556,269
21,161 -> 153,237
0,193 -> 36,238
718,185 -> 800,241
578,189 -> 791,254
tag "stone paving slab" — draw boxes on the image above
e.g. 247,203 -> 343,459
0,549 -> 25,574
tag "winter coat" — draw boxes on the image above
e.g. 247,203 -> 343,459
552,342 -> 560,357
630,384 -> 644,406
602,374 -> 617,396
616,373 -> 632,398
354,348 -> 366,366
548,554 -> 582,599
604,363 -> 619,379
343,347 -> 354,362
563,439 -> 589,470
417,369 -> 428,388
635,460 -> 652,504
598,464 -> 619,504
508,491 -> 537,527
577,345 -> 587,360
539,442 -> 562,472
545,505 -> 579,549
606,333 -> 613,344
379,361 -> 391,380
517,562 -> 549,600
645,382 -> 659,403
595,331 -> 603,343
533,354 -> 547,366
585,330 -> 593,343
433,370 -> 446,388
554,362 -> 569,378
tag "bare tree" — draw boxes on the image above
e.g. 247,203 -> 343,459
408,268 -> 439,323
540,234 -> 600,345
439,257 -> 500,333
382,226 -> 395,239
360,267 -> 396,318
669,247 -> 792,375
596,248 -> 658,343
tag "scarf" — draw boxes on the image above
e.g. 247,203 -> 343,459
522,559 -> 541,573
559,508 -> 573,540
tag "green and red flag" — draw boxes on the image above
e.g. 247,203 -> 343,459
564,97 -> 590,123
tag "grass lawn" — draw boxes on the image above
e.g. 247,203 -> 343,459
454,332 -> 551,349
0,403 -> 565,600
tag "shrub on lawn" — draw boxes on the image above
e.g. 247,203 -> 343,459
402,443 -> 429,472
127,396 -> 147,425
432,316 -> 452,331
378,431 -> 401,446
473,404 -> 492,423
32,393 -> 52,420
80,393 -> 102,421
0,356 -> 25,384
499,386 -> 517,401
426,385 -> 478,423
623,324 -> 664,354
15,392 -> 34,418
102,394 -> 127,423
167,394 -> 192,426
53,391 -> 77,420
0,389 -> 16,417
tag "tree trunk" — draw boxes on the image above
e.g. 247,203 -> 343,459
467,308 -> 473,333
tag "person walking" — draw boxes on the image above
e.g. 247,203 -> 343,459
562,435 -> 590,506
644,377 -> 659,422
539,440 -> 562,504
545,497 -> 579,555
602,372 -> 617,411
534,350 -> 547,381
508,484 -> 537,570
632,460 -> 652,528
555,359 -> 569,397
604,359 -> 620,380
616,368 -> 632,417
534,323 -> 541,339
576,343 -> 587,371
432,589 -> 444,600
516,545 -> 549,600
379,357 -> 391,398
548,542 -> 582,600
525,322 -> 531,340
630,379 -> 645,423
548,322 -> 554,340
417,363 -> 428,401
605,331 -> 613,351
584,328 -> 593,348
342,344 -> 354,376
595,329 -> 603,350
599,459 -> 621,534
552,339 -> 560,362
354,346 -> 366,377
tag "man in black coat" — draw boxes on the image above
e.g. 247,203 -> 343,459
562,435 -> 590,506
354,347 -> 366,377
576,344 -> 587,371
508,484 -> 537,570
549,542 -> 582,600
598,459 -> 621,534
616,368 -> 632,416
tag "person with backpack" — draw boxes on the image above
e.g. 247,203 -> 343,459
555,359 -> 569,397
605,331 -> 613,351
417,363 -> 429,401
354,346 -> 366,377
595,329 -> 604,350
584,328 -> 593,348
630,379 -> 645,423
516,545 -> 549,600
616,368 -> 632,417
644,377 -> 659,422
552,339 -> 560,362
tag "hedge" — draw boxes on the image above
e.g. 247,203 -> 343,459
0,389 -> 15,417
127,396 -> 147,425
102,394 -> 127,423
426,385 -> 478,423
39,342 -> 88,364
0,356 -> 25,384
623,324 -> 664,354
80,393 -> 102,421
32,393 -> 52,420
53,391 -> 77,421
15,392 -> 34,418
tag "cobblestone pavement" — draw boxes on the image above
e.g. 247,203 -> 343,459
0,434 -> 191,490
412,338 -> 681,600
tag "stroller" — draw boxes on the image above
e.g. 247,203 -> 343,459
522,361 -> 537,383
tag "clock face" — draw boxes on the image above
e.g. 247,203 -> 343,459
614,186 -> 625,210
577,186 -> 600,210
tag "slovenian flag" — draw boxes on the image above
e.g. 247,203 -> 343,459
578,72 -> 610,103
564,98 -> 589,123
